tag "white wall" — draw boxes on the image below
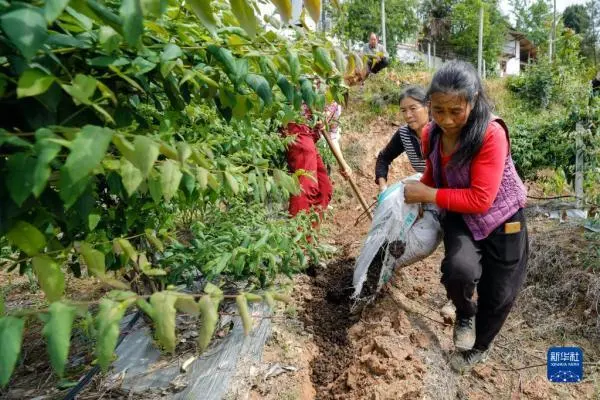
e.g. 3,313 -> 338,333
503,38 -> 521,76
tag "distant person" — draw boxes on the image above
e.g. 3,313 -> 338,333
284,106 -> 333,221
404,61 -> 529,372
362,32 -> 389,76
375,86 -> 429,193
319,101 -> 352,179
592,71 -> 600,96
283,81 -> 351,222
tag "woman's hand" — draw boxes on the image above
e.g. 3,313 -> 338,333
404,181 -> 437,204
314,121 -> 325,134
339,164 -> 352,179
377,177 -> 387,193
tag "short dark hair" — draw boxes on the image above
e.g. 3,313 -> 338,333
399,85 -> 427,106
427,60 -> 491,166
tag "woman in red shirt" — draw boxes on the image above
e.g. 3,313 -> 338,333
404,61 -> 528,372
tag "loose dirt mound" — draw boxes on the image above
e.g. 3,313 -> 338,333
300,258 -> 429,400
301,258 -> 357,392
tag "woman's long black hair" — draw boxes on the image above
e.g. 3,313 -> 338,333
426,60 -> 491,166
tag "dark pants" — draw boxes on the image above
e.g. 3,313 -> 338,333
441,209 -> 528,350
367,57 -> 389,75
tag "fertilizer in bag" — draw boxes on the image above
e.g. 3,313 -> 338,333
351,174 -> 443,308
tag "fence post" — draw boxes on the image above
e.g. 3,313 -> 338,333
575,122 -> 585,209
427,42 -> 431,69
477,5 -> 484,77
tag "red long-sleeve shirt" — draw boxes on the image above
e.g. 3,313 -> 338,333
420,121 -> 508,214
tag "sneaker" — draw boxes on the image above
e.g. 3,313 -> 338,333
449,348 -> 490,373
453,316 -> 475,351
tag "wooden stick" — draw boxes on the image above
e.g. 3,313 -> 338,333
320,131 -> 373,220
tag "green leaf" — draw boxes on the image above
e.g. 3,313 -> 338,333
45,0 -> 71,23
208,253 -> 231,275
42,302 -> 76,377
120,0 -> 144,46
131,56 -> 156,75
32,256 -> 65,302
236,294 -> 252,335
77,0 -> 123,33
109,65 -> 145,92
0,131 -> 33,149
0,9 -> 48,61
177,142 -> 192,163
333,48 -> 347,72
59,175 -> 91,209
80,243 -> 105,277
62,74 -> 98,105
138,254 -> 166,276
160,160 -> 182,202
65,5 -> 93,30
88,56 -> 129,68
196,167 -> 208,190
224,171 -> 239,194
174,294 -> 199,315
7,221 -> 46,256
229,0 -> 257,38
62,125 -> 113,185
95,298 -> 134,371
276,74 -> 294,103
47,33 -> 90,48
245,74 -> 272,106
141,0 -> 166,16
32,129 -> 61,197
198,295 -> 217,352
313,46 -> 334,74
17,69 -> 56,98
304,0 -> 321,23
88,213 -> 101,231
300,78 -> 315,109
287,50 -> 301,82
112,134 -> 135,160
147,173 -> 162,203
129,136 -> 159,177
99,26 -> 122,54
207,45 -> 246,87
188,0 -> 217,35
232,94 -> 250,118
120,159 -> 143,196
6,153 -> 36,207
114,238 -> 137,263
144,229 -> 164,252
0,316 -> 24,387
161,44 -> 183,62
271,0 -> 292,22
149,292 -> 177,353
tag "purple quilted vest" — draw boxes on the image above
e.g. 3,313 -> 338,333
428,117 -> 527,240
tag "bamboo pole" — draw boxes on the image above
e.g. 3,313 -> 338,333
320,132 -> 373,220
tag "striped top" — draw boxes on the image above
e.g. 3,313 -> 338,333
375,125 -> 425,182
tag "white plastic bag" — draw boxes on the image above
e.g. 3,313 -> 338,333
351,174 -> 443,305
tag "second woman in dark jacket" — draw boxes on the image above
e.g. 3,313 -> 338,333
375,86 -> 430,193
